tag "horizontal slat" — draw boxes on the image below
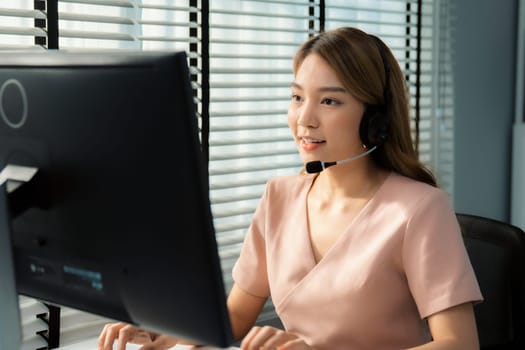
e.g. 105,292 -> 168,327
0,26 -> 46,37
62,0 -> 197,12
209,134 -> 292,147
210,172 -> 298,189
326,16 -> 422,27
210,173 -> 278,193
59,12 -> 134,25
212,204 -> 261,219
220,254 -> 242,271
328,5 -> 417,15
210,109 -> 287,118
211,53 -> 293,60
216,230 -> 248,245
212,0 -> 318,6
60,13 -> 195,28
59,28 -> 196,43
0,8 -> 45,19
211,8 -> 313,21
211,192 -> 266,206
60,0 -> 195,12
0,44 -> 45,50
209,160 -> 302,176
210,38 -> 301,46
139,19 -> 195,27
211,153 -> 298,165
138,36 -> 194,43
58,28 -> 135,40
211,68 -> 291,74
211,121 -> 288,131
140,5 -> 195,12
210,142 -> 296,158
211,95 -> 290,103
211,81 -> 291,89
214,219 -> 255,233
58,0 -> 134,7
210,24 -> 314,34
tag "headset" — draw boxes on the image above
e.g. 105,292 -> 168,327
358,34 -> 392,148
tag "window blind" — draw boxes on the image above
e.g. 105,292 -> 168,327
431,0 -> 455,193
56,0 -> 193,51
208,0 -> 316,322
0,1 -> 47,50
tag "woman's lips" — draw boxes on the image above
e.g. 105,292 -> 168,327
300,137 -> 325,151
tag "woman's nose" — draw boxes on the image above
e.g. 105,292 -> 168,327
296,102 -> 319,128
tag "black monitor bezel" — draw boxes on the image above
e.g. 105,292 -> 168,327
0,50 -> 233,348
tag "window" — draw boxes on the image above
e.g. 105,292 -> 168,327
2,0 -> 455,345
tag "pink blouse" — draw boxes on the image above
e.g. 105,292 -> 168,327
232,172 -> 483,350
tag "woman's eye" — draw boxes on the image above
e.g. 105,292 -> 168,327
322,98 -> 339,106
291,94 -> 302,102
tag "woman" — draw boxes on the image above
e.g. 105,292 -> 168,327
98,27 -> 483,350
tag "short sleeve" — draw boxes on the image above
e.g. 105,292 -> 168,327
402,189 -> 483,318
231,184 -> 271,298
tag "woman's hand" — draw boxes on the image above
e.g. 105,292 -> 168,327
97,322 -> 179,350
240,325 -> 315,350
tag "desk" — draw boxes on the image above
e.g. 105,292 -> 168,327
56,337 -> 240,350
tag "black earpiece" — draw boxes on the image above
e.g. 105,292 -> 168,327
359,105 -> 389,146
359,35 -> 391,148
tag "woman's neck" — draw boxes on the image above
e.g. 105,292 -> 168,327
309,159 -> 389,202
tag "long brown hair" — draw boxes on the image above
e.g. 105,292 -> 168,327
293,27 -> 437,187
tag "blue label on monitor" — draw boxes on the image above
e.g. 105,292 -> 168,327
63,265 -> 104,292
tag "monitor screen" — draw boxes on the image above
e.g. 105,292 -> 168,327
0,50 -> 233,348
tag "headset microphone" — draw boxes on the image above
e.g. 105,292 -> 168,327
305,145 -> 377,174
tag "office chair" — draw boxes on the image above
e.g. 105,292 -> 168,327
456,213 -> 525,350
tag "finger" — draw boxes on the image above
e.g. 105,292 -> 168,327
99,323 -> 127,350
277,338 -> 310,350
130,330 -> 154,344
138,334 -> 179,350
262,330 -> 295,349
240,326 -> 261,349
241,326 -> 278,350
97,323 -> 111,350
117,325 -> 149,350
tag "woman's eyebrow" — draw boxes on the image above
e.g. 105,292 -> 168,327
290,82 -> 346,93
290,82 -> 303,90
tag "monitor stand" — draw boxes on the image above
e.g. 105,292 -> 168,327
0,165 -> 39,350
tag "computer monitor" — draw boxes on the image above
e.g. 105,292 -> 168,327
0,50 -> 233,348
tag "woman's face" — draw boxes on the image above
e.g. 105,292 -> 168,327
288,53 -> 366,166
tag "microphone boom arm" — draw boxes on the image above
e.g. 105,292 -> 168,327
305,145 -> 378,174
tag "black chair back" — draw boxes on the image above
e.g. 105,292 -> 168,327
457,213 -> 525,350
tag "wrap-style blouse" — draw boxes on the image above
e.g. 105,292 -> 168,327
232,172 -> 482,350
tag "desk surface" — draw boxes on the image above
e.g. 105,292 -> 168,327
57,337 -> 240,350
